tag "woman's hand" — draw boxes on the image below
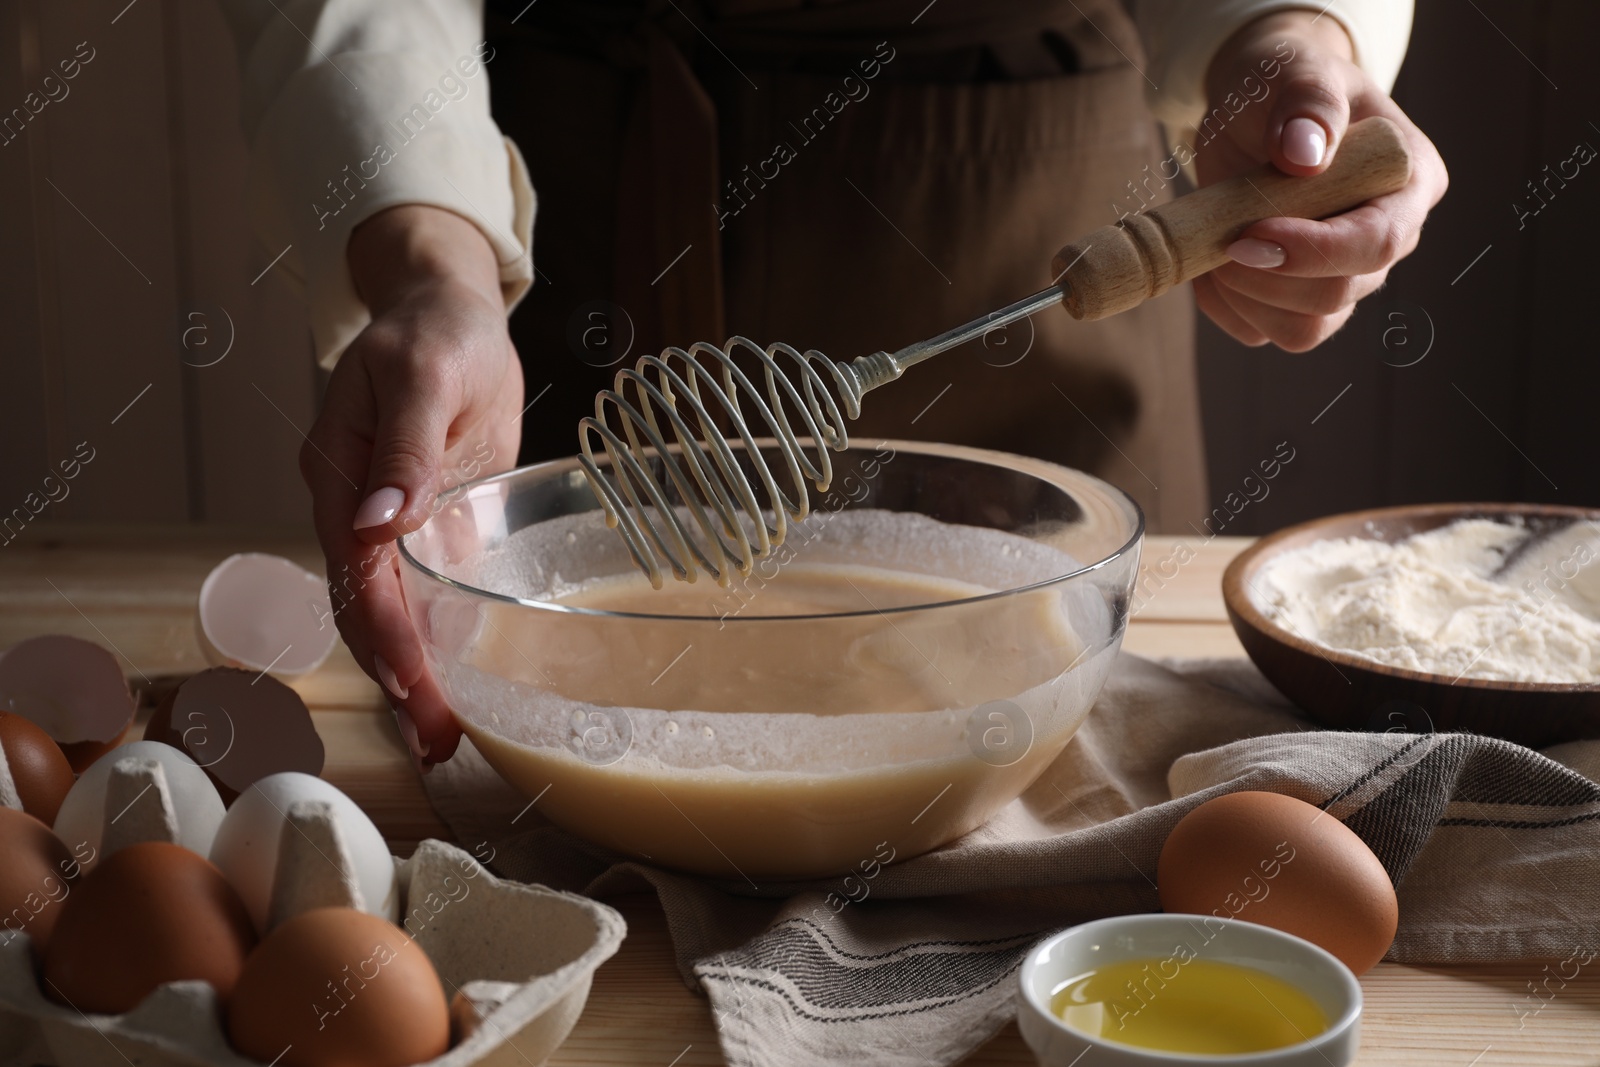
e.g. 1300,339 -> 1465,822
1193,11 -> 1448,351
302,205 -> 522,771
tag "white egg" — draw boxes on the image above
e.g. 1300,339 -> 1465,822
209,771 -> 398,934
53,740 -> 226,870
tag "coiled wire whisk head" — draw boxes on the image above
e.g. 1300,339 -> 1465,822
578,338 -> 900,587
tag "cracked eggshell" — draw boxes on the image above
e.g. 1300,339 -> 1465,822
144,668 -> 324,805
209,772 -> 398,935
197,554 -> 337,678
53,742 -> 226,872
0,635 -> 136,772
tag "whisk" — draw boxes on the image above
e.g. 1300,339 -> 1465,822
580,117 -> 1414,587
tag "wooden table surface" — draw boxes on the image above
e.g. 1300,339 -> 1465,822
3,525 -> 1596,1066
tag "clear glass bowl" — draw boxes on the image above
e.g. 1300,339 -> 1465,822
398,439 -> 1142,881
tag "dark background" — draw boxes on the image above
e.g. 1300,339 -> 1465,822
1,0 -> 1595,534
1197,0 -> 1600,533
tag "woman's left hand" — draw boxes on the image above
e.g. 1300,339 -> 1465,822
1193,11 -> 1448,351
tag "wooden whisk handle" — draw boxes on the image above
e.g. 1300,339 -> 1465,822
1052,116 -> 1414,321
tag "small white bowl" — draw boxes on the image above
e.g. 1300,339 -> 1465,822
1017,915 -> 1362,1066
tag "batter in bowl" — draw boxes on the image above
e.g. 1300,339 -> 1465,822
446,510 -> 1119,880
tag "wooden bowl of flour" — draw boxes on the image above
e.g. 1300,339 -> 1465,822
1223,503 -> 1600,748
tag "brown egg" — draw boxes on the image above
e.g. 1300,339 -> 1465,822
0,807 -> 76,953
43,841 -> 256,1014
0,711 -> 76,824
228,907 -> 449,1067
1158,790 -> 1399,975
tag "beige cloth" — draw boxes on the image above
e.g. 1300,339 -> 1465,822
426,653 -> 1600,1067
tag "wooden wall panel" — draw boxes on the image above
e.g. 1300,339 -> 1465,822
1,0 -> 315,541
166,0 -> 315,529
0,6 -> 52,532
34,0 -> 188,522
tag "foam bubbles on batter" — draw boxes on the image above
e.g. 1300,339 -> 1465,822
469,507 -> 1087,606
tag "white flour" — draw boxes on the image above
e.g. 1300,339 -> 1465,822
1251,519 -> 1600,683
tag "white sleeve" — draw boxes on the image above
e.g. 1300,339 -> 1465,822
1132,0 -> 1414,132
216,0 -> 536,368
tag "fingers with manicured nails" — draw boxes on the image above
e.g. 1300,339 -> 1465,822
1228,202 -> 1418,278
309,205 -> 516,770
356,563 -> 461,761
320,538 -> 459,764
1189,11 -> 1447,352
353,488 -> 406,534
1265,55 -> 1350,175
1224,238 -> 1286,270
1210,273 -> 1356,353
301,405 -> 394,711
300,372 -> 390,689
404,668 -> 461,765
1212,262 -> 1390,316
326,537 -> 461,766
1280,116 -> 1329,169
301,338 -> 454,767
354,367 -> 459,543
359,564 -> 425,699
300,377 -> 373,558
1194,276 -> 1270,347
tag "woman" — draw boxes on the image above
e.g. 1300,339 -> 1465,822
220,0 -> 1445,769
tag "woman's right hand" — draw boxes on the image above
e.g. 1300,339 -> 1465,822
302,205 -> 523,772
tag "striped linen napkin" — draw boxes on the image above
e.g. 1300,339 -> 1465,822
426,653 -> 1600,1067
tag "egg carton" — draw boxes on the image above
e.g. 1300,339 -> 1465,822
0,753 -> 625,1067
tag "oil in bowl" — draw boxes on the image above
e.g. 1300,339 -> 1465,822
1017,915 -> 1362,1067
1050,957 -> 1328,1055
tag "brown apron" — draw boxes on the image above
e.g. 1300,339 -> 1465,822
486,0 -> 1205,533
